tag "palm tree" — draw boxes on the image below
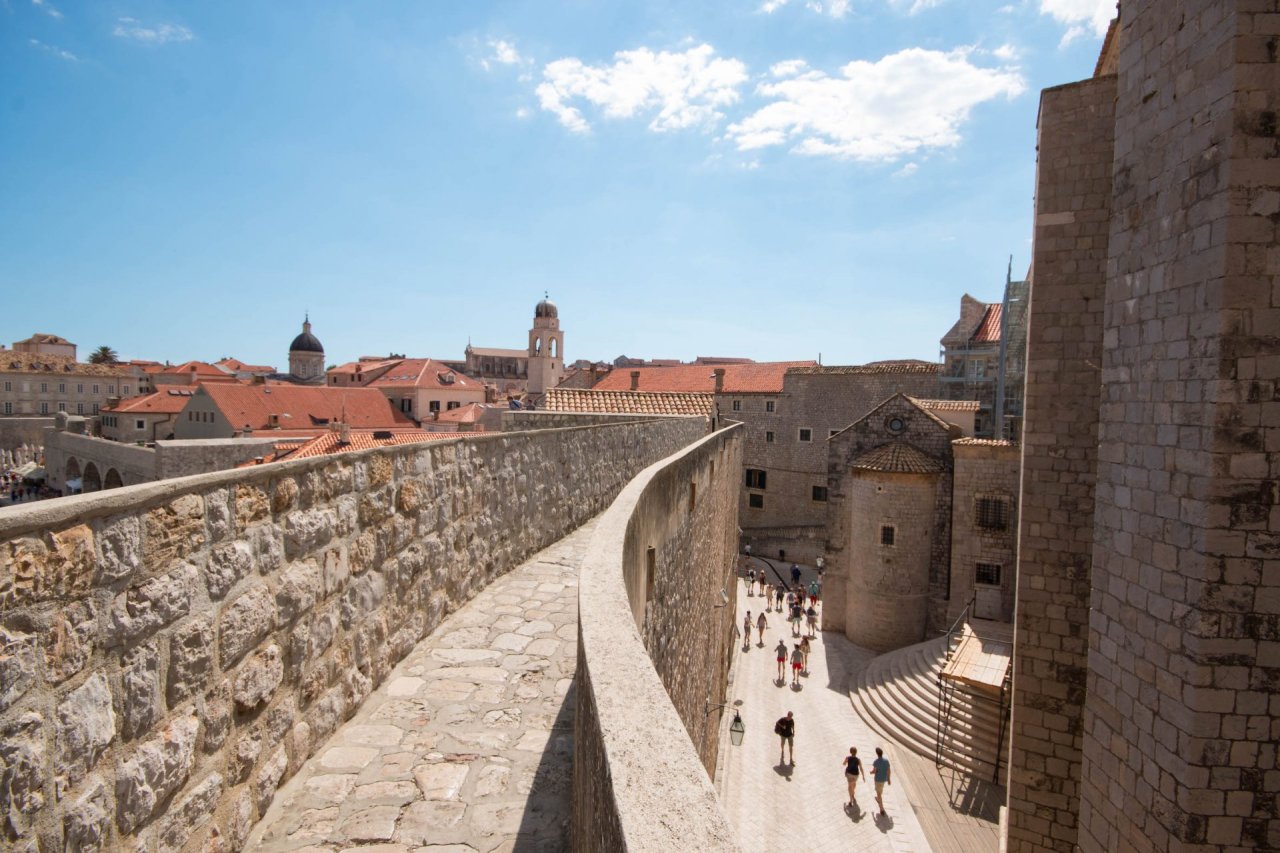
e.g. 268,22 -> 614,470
88,346 -> 119,365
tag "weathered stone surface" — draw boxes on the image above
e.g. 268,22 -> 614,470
276,561 -> 322,625
156,771 -> 222,853
206,540 -> 253,600
397,479 -> 423,515
93,515 -> 141,585
254,744 -> 288,813
63,776 -> 109,853
1,525 -> 95,608
120,642 -> 161,741
235,484 -> 270,527
230,733 -> 262,785
56,673 -> 116,790
0,625 -> 38,713
347,804 -> 400,842
248,524 -> 284,576
200,680 -> 232,754
109,563 -> 198,643
115,713 -> 199,834
271,478 -> 298,515
219,582 -> 277,666
322,546 -> 350,594
341,573 -> 386,629
233,644 -> 284,712
283,508 -> 337,560
204,488 -> 233,543
0,712 -> 46,838
44,601 -> 97,685
413,763 -> 468,801
168,616 -> 215,706
143,495 -> 205,567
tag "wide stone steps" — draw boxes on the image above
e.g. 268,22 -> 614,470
849,634 -> 1007,782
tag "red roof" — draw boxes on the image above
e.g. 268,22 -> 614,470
972,305 -> 1003,343
591,361 -> 816,394
267,429 -> 459,462
327,358 -> 403,376
200,384 -> 415,431
434,402 -> 490,424
158,361 -> 239,382
544,388 -> 713,417
217,357 -> 276,374
105,388 -> 198,415
368,359 -> 485,391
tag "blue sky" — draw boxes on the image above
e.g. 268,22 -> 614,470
1,0 -> 1113,369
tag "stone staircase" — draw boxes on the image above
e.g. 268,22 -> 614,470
849,633 -> 1008,783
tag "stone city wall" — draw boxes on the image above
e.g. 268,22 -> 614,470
0,416 -> 706,851
1007,72 -> 1114,853
574,424 -> 742,852
500,410 -> 703,432
0,418 -> 55,454
154,441 -> 288,481
948,441 -> 1020,625
43,429 -> 162,491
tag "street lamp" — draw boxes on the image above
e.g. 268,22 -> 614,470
729,711 -> 745,746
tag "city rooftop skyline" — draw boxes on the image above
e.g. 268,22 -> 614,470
1,0 -> 1113,368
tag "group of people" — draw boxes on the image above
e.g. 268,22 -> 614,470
773,713 -> 893,817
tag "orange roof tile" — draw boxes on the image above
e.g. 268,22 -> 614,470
952,437 -> 1016,447
368,359 -> 486,391
786,360 -> 939,376
851,441 -> 943,474
327,358 -> 403,376
160,360 -> 233,377
908,397 -> 981,412
216,358 -> 276,374
544,388 -> 713,417
0,352 -> 125,377
105,388 -> 198,415
269,429 -> 460,462
434,403 -> 490,424
971,305 -> 1002,343
591,361 -> 816,394
200,384 -> 415,431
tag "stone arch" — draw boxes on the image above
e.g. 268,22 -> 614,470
550,337 -> 558,358
534,337 -> 542,355
104,468 -> 124,490
65,457 -> 81,483
82,462 -> 102,493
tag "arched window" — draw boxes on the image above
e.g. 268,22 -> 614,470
550,338 -> 558,358
104,468 -> 124,490
534,338 -> 542,355
82,462 -> 102,493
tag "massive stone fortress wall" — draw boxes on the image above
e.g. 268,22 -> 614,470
1008,73 -> 1114,853
1080,2 -> 1280,849
949,441 -> 1019,624
0,417 -> 707,851
574,425 -> 742,852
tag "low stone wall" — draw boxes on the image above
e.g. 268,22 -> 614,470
0,417 -> 705,850
0,418 -> 55,453
501,410 -> 704,432
155,440 -> 287,480
574,424 -> 742,852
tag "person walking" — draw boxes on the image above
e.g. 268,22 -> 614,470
764,584 -> 774,611
790,643 -> 804,687
775,638 -> 788,682
756,611 -> 768,646
743,612 -> 752,651
774,711 -> 795,765
805,604 -> 818,638
872,747 -> 892,816
799,636 -> 811,674
790,601 -> 804,637
843,747 -> 865,807
776,584 -> 786,612
790,563 -> 802,587
746,567 -> 755,595
808,579 -> 820,607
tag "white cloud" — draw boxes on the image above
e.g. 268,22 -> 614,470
112,17 -> 194,44
992,43 -> 1020,61
515,107 -> 531,119
893,161 -> 919,177
1039,0 -> 1114,43
31,0 -> 62,19
481,38 -> 527,72
29,37 -> 76,61
760,0 -> 850,17
770,59 -> 809,78
725,48 -> 1025,161
889,0 -> 944,13
536,44 -> 748,134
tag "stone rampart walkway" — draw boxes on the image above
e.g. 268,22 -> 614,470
247,521 -> 594,852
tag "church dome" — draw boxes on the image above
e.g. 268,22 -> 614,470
290,318 -> 324,354
535,297 -> 558,319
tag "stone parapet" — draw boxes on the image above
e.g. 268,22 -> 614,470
574,424 -> 742,852
0,417 -> 706,850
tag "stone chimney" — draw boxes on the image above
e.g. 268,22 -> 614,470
713,368 -> 726,393
630,370 -> 640,391
338,423 -> 351,445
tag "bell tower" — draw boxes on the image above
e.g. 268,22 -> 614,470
527,295 -> 564,395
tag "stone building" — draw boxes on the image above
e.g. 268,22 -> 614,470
445,297 -> 566,398
175,383 -> 413,439
11,332 -> 76,360
100,388 -> 194,443
286,316 -> 325,384
1006,3 -> 1280,850
365,358 -> 488,422
0,351 -> 139,417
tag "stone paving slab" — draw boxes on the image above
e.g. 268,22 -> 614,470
247,521 -> 596,853
718,569 -> 935,852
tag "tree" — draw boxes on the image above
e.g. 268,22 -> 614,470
88,346 -> 119,365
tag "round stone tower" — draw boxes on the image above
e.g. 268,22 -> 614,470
527,296 -> 564,395
288,315 -> 325,382
844,441 -> 941,653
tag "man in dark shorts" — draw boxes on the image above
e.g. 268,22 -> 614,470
775,711 -> 795,765
872,747 -> 891,815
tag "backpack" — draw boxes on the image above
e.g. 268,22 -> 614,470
774,719 -> 786,736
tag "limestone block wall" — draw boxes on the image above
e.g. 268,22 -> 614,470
500,410 -> 702,432
154,440 -> 289,480
574,424 -> 742,852
0,418 -> 55,453
43,429 -> 161,491
949,441 -> 1020,624
1007,73 -> 1114,853
1080,2 -> 1280,849
0,417 -> 705,851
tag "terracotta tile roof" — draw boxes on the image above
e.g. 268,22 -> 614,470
971,305 -> 1003,343
200,384 -> 415,431
952,437 -> 1016,447
851,441 -> 943,474
105,388 -> 198,414
159,360 -> 237,378
216,358 -> 276,374
15,333 -> 74,346
368,359 -> 485,391
544,388 -> 713,417
268,429 -> 459,462
786,360 -> 939,376
467,347 -> 526,359
0,352 -> 125,377
591,361 -> 816,394
908,398 -> 981,412
434,403 -> 490,424
327,358 -> 403,376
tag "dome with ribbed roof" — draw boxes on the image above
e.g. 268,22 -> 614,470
290,317 -> 324,354
535,297 -> 557,319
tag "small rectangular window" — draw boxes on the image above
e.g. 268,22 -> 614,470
798,428 -> 812,442
76,383 -> 83,393
829,429 -> 839,438
447,401 -> 460,410
976,497 -> 1010,530
765,431 -> 774,443
976,563 -> 1002,586
765,400 -> 775,413
92,384 -> 99,394
92,403 -> 99,414
880,525 -> 896,546
40,402 -> 49,414
76,403 -> 84,415
136,419 -> 145,430
57,402 -> 66,412
812,486 -> 828,502
2,403 -> 10,414
40,383 -> 48,393
123,385 -> 130,394
108,384 -> 115,393
3,381 -> 10,392
732,400 -> 741,412
745,468 -> 767,489
58,383 -> 65,393
429,400 -> 441,413
748,493 -> 764,509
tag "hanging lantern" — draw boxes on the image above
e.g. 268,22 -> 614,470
729,711 -> 745,746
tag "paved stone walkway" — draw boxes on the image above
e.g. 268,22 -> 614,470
718,560 -> 935,853
247,521 -> 594,852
